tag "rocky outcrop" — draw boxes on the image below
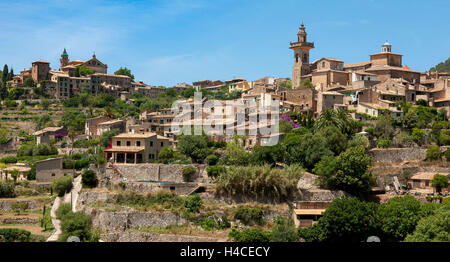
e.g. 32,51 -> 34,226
100,232 -> 222,242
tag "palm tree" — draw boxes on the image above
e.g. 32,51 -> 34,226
336,109 -> 352,135
314,109 -> 341,131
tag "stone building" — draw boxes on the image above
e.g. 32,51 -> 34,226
104,132 -> 172,164
35,157 -> 69,183
290,23 -> 315,88
33,126 -> 67,145
31,60 -> 50,83
85,116 -> 112,138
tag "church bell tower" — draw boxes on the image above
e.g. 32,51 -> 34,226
290,23 -> 315,88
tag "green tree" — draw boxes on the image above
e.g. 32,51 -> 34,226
229,228 -> 271,242
429,57 -> 450,73
183,194 -> 203,213
378,196 -> 424,241
249,144 -> 284,166
431,174 -> 449,194
35,114 -> 53,130
114,67 -> 134,81
284,133 -> 333,170
177,135 -> 210,163
100,128 -> 120,148
426,146 -> 442,161
320,145 -> 375,196
81,170 -> 98,188
74,65 -> 94,77
225,141 -> 250,166
52,175 -> 73,197
59,211 -> 96,242
405,204 -> 450,242
299,78 -> 314,89
270,217 -> 298,242
23,77 -> 36,87
299,197 -> 380,242
316,125 -> 347,155
158,146 -> 175,163
374,114 -> 394,138
182,165 -> 196,182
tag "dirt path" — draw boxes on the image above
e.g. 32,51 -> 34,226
46,175 -> 82,242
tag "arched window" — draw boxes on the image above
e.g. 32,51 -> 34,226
303,54 -> 307,63
296,54 -> 299,63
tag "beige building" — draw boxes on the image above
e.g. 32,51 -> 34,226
35,157 -> 69,183
0,163 -> 31,181
33,126 -> 67,145
104,133 -> 172,164
85,116 -> 112,138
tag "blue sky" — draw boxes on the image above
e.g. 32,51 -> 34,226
1,0 -> 449,87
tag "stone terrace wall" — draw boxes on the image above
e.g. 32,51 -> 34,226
87,208 -> 185,232
0,200 -> 38,211
370,147 -> 450,163
369,148 -> 427,163
101,232 -> 222,242
112,164 -> 207,183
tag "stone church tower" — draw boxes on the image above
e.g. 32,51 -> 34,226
60,48 -> 69,68
290,23 -> 314,88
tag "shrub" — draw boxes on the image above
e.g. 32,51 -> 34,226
229,228 -> 271,242
376,138 -> 392,148
444,149 -> 450,161
32,143 -> 58,156
431,174 -> 449,193
183,194 -> 203,214
206,165 -> 226,178
411,128 -> 425,146
393,132 -> 415,147
182,166 -> 196,182
215,164 -> 304,199
233,205 -> 265,226
59,211 -> 96,242
11,202 -> 28,215
81,170 -> 98,188
52,175 -> 73,197
0,228 -> 31,242
270,217 -> 298,242
56,203 -> 72,219
206,154 -> 219,166
158,146 -> 175,163
0,156 -> 18,164
0,181 -> 16,198
17,144 -> 34,157
426,146 -> 441,161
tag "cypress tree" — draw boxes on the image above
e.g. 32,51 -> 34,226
2,64 -> 8,83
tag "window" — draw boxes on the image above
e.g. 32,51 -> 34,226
116,141 -> 121,146
150,141 -> 153,147
126,141 -> 131,146
160,142 -> 163,147
136,141 -> 141,146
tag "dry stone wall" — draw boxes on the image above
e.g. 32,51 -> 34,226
0,200 -> 38,212
101,232 -> 222,242
86,208 -> 186,232
369,148 -> 427,163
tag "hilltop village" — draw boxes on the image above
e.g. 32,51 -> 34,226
0,23 -> 449,243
